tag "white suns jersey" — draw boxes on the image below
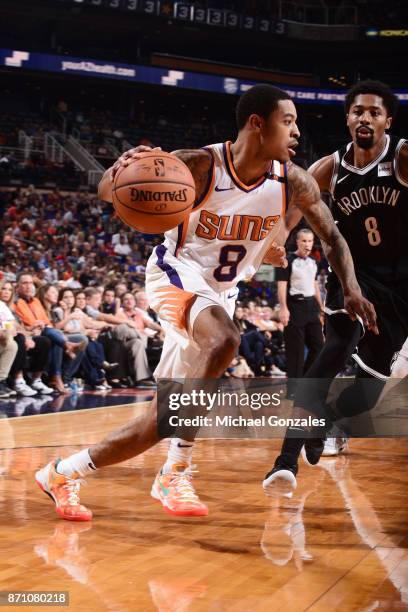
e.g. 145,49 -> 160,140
161,141 -> 287,292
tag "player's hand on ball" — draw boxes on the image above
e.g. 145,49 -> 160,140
344,290 -> 379,334
109,146 -> 163,182
263,243 -> 288,268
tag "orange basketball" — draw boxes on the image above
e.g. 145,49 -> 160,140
112,151 -> 196,233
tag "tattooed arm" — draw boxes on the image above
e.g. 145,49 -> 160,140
98,145 -> 211,204
286,162 -> 378,332
171,149 -> 212,203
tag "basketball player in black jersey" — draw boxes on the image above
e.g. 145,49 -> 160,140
264,80 -> 408,492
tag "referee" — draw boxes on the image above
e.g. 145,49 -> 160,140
277,228 -> 324,398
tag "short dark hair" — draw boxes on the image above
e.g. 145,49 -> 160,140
16,271 -> 32,284
235,84 -> 292,131
345,80 -> 399,119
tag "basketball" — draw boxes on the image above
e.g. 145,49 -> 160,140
112,151 -> 196,233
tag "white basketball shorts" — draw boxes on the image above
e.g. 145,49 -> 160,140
145,244 -> 238,378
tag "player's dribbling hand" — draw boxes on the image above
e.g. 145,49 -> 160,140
344,290 -> 379,334
263,243 -> 288,268
109,146 -> 162,182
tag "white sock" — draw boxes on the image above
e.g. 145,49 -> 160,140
162,438 -> 194,474
57,449 -> 97,478
15,376 -> 25,384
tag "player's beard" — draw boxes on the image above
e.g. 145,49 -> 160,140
355,133 -> 374,149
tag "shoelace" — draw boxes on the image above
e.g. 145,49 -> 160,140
62,478 -> 86,506
169,467 -> 200,503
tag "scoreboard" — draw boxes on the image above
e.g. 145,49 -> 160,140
56,0 -> 287,35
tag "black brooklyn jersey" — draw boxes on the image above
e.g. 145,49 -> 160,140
329,135 -> 408,278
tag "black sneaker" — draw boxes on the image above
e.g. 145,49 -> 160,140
263,462 -> 298,495
0,381 -> 12,399
303,438 -> 325,465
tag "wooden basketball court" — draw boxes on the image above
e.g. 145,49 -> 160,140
0,402 -> 407,611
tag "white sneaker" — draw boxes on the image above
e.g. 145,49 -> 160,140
94,384 -> 109,391
269,366 -> 286,377
15,381 -> 37,397
31,379 -> 54,394
322,437 -> 348,456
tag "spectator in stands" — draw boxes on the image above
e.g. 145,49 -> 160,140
0,279 -> 53,396
119,292 -> 162,344
133,290 -> 163,339
111,230 -> 128,247
132,290 -> 164,370
37,283 -> 88,391
234,305 -> 266,376
13,274 -> 84,393
54,287 -> 113,391
101,288 -> 119,315
115,282 -> 128,299
114,235 -> 132,257
129,243 -> 142,264
44,261 -> 60,283
74,289 -> 128,387
83,287 -> 154,387
0,284 -> 18,398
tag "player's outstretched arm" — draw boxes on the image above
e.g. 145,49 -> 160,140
287,162 -> 378,333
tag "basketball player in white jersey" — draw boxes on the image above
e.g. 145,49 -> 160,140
35,85 -> 377,521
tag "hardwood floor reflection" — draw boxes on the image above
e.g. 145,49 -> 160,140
0,406 -> 407,611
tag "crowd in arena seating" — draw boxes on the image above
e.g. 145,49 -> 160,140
0,110 -> 85,189
0,152 -> 83,190
59,105 -> 233,160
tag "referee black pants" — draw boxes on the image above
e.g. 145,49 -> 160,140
284,297 -> 324,396
8,334 -> 52,380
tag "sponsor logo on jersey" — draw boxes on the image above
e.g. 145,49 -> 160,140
335,186 -> 401,215
195,210 -> 281,241
130,188 -> 188,202
378,161 -> 392,177
214,185 -> 234,192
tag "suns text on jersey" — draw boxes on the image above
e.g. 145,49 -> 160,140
195,211 -> 281,241
336,185 -> 401,216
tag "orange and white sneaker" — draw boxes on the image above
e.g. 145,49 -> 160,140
35,460 -> 92,521
151,463 -> 208,517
